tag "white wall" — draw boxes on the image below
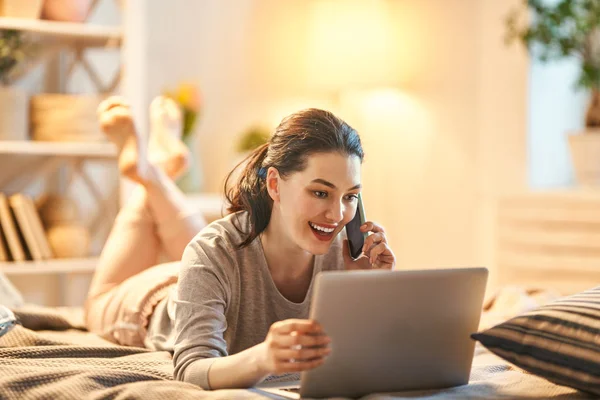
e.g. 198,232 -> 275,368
475,0 -> 529,289
529,59 -> 587,188
125,0 -> 529,288
332,0 -> 482,271
352,0 -> 527,292
137,0 -> 335,194
188,1 -> 527,294
7,0 -> 529,306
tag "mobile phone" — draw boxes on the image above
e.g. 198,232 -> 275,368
345,193 -> 367,259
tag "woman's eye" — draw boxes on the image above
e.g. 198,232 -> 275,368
313,191 -> 328,198
344,194 -> 359,201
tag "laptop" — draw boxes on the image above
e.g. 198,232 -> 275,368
256,267 -> 488,399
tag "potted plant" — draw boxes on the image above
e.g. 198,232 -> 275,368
0,29 -> 29,141
226,125 -> 271,184
506,0 -> 600,185
236,125 -> 271,155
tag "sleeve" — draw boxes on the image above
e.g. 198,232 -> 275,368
172,234 -> 234,389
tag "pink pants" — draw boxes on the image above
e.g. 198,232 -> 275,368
85,262 -> 178,347
84,178 -> 205,347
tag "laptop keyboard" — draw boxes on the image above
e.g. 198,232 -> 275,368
262,372 -> 300,383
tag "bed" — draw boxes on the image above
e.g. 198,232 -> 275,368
1,191 -> 598,399
0,302 -> 592,400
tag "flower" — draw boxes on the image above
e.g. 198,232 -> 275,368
164,82 -> 202,140
173,82 -> 201,113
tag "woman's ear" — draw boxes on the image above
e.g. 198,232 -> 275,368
265,167 -> 281,202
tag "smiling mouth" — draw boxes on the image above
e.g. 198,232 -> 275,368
308,222 -> 336,239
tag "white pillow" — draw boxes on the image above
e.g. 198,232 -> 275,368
0,305 -> 17,337
0,271 -> 24,309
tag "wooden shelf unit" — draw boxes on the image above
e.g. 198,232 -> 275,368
0,17 -> 122,47
0,141 -> 117,158
0,11 -> 125,307
0,257 -> 98,275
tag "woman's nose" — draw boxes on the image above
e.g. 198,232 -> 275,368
325,200 -> 344,222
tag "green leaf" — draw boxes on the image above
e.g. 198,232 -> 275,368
0,29 -> 31,84
237,126 -> 271,153
505,0 -> 600,90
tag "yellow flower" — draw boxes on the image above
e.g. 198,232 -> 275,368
175,82 -> 201,113
164,82 -> 202,139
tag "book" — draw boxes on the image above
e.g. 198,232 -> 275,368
9,194 -> 42,261
0,193 -> 25,262
0,221 -> 8,262
23,195 -> 53,260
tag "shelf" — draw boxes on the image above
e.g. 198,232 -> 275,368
0,17 -> 122,48
0,141 -> 117,158
0,257 -> 97,275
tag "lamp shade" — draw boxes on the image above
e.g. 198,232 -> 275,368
306,0 -> 401,92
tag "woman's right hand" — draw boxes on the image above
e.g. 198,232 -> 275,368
258,319 -> 332,375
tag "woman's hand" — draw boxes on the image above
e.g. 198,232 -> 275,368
258,319 -> 331,375
343,221 -> 396,270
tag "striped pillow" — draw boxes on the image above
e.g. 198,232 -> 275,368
472,286 -> 600,396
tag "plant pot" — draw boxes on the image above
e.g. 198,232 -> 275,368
0,0 -> 44,19
0,86 -> 28,141
42,0 -> 93,23
568,130 -> 600,186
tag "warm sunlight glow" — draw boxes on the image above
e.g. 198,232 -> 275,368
337,89 -> 431,140
306,0 -> 400,91
267,97 -> 337,129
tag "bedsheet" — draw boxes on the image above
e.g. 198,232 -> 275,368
0,304 -> 592,400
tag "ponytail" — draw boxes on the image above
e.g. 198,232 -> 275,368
224,143 -> 272,248
223,108 -> 364,249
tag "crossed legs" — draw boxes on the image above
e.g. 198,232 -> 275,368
84,96 -> 206,345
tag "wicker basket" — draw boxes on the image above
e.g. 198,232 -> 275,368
30,94 -> 106,142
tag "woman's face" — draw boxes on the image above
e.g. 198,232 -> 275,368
271,151 -> 362,255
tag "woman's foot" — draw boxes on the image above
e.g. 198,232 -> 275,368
97,96 -> 149,184
149,96 -> 190,180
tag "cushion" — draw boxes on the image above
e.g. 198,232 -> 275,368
0,305 -> 17,338
472,286 -> 600,396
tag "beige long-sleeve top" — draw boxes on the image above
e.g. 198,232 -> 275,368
171,211 -> 345,389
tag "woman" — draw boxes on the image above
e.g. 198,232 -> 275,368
85,97 -> 396,391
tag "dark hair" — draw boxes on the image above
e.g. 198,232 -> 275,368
224,108 -> 364,248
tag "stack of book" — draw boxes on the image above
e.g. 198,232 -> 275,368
0,193 -> 54,262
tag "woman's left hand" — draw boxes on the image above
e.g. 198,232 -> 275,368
343,221 -> 396,270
